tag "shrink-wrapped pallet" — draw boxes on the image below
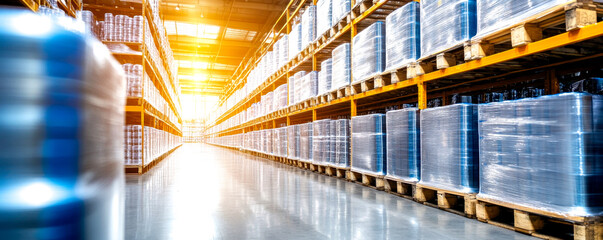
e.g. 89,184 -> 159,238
420,104 -> 479,193
294,71 -> 306,104
301,5 -> 317,50
335,119 -> 351,168
317,0 -> 333,39
385,2 -> 420,71
279,127 -> 288,157
386,108 -> 420,182
288,76 -> 296,106
476,0 -> 573,39
478,93 -> 603,216
0,10 -> 124,239
289,23 -> 302,60
328,120 -> 337,166
352,114 -> 387,175
313,120 -> 331,165
420,0 -> 477,58
300,123 -> 314,162
332,43 -> 351,90
301,71 -> 318,101
319,58 -> 333,95
277,35 -> 289,68
332,0 -> 351,24
287,125 -> 300,159
352,21 -> 386,83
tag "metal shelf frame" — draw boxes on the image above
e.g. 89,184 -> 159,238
208,0 -> 603,138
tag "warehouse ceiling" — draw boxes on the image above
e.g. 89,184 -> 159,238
161,0 -> 289,96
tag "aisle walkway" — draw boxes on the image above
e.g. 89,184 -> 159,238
125,143 -> 533,240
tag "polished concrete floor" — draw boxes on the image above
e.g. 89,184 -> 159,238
125,143 -> 534,240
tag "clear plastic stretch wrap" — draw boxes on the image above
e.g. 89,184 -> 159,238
287,125 -> 300,159
352,114 -> 387,175
279,127 -> 288,157
289,23 -> 302,60
313,120 -> 333,165
385,2 -> 420,71
318,58 -> 333,95
332,43 -> 351,90
330,121 -> 338,165
335,119 -> 351,168
0,10 -> 124,239
476,0 -> 572,39
301,71 -> 318,101
278,34 -> 289,67
317,0 -> 333,39
332,0 -> 351,24
301,5 -> 317,50
288,76 -> 296,106
420,0 -> 477,58
420,104 -> 479,193
478,93 -> 603,216
352,21 -> 386,83
386,108 -> 421,182
299,123 -> 314,162
267,129 -> 274,155
294,71 -> 306,103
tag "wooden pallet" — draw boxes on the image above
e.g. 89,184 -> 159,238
415,184 -> 477,218
346,170 -> 385,190
476,196 -> 603,240
383,177 -> 417,200
350,74 -> 392,95
465,0 -> 600,60
330,14 -> 352,37
325,165 -> 348,178
125,144 -> 181,174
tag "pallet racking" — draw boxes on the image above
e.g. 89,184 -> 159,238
84,0 -> 183,174
16,0 -> 82,17
207,0 -> 603,239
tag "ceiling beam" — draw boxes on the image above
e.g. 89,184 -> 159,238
168,36 -> 253,48
162,0 -> 283,12
163,10 -> 262,32
178,68 -> 234,76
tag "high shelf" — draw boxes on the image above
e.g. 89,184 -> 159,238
84,0 -> 183,174
15,0 -> 82,17
206,0 -> 603,239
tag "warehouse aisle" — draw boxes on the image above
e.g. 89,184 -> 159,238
125,143 -> 534,240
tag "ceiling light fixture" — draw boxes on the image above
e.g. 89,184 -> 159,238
175,5 -> 180,10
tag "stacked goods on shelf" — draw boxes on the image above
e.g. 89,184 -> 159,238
301,4 -> 317,50
351,114 -> 387,175
288,76 -> 296,106
352,21 -> 386,83
385,2 -> 420,71
100,13 -> 143,42
289,23 -> 302,60
328,121 -> 337,166
266,129 -> 273,155
0,10 -> 124,238
478,93 -> 603,215
560,77 -> 603,94
420,104 -> 479,193
287,125 -> 300,160
318,59 -> 333,95
312,120 -> 332,165
299,123 -> 314,162
316,0 -> 333,39
332,43 -> 351,89
124,64 -> 143,97
301,71 -> 319,101
293,71 -> 306,103
386,108 -> 421,182
279,127 -> 288,157
475,0 -> 574,38
332,0 -> 351,23
124,126 -> 181,165
276,35 -> 289,68
276,84 -> 288,109
420,0 -> 477,58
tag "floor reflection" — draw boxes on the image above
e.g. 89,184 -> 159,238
125,143 -> 535,240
